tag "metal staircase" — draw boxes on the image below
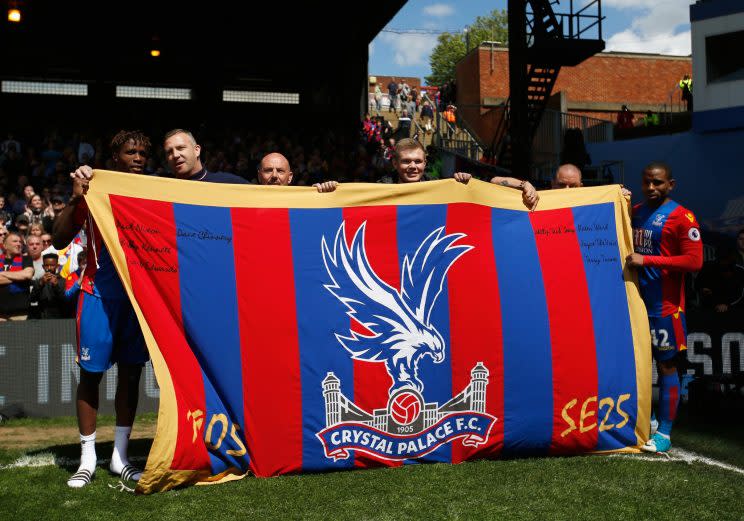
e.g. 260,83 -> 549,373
497,0 -> 605,173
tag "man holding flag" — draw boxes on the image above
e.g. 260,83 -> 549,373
627,162 -> 702,452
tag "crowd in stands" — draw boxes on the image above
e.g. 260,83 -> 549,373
694,229 -> 744,313
370,79 -> 457,120
0,121 -> 462,321
1,118 -> 740,320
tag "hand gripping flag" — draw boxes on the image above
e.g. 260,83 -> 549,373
83,172 -> 651,494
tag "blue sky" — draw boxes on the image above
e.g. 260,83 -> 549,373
369,0 -> 695,83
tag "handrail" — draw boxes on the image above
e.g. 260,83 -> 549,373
433,112 -> 486,161
412,120 -> 426,144
456,113 -> 488,151
532,0 -> 604,41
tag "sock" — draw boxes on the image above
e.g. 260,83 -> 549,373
67,431 -> 97,488
110,425 -> 141,480
650,409 -> 658,434
658,373 -> 680,437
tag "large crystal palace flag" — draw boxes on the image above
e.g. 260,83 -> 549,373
84,172 -> 651,494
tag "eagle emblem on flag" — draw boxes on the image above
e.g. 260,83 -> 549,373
322,222 -> 471,394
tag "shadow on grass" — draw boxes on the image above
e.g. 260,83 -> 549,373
673,399 -> 744,467
25,438 -> 154,472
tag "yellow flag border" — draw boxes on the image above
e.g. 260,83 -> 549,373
83,172 -> 649,493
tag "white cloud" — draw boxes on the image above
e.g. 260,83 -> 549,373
423,3 -> 454,17
369,41 -> 375,57
379,32 -> 439,67
606,29 -> 691,55
605,1 -> 694,55
603,0 -> 657,7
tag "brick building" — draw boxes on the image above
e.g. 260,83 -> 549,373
456,44 -> 692,146
369,75 -> 422,91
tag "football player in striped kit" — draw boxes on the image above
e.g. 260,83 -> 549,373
627,162 -> 703,452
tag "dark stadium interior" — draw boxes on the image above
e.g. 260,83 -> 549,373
0,1 -> 406,137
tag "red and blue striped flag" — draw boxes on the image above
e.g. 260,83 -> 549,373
85,172 -> 651,494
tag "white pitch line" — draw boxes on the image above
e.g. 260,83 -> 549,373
0,453 -> 147,471
610,448 -> 744,476
0,452 -> 56,469
4,449 -> 744,477
672,448 -> 744,476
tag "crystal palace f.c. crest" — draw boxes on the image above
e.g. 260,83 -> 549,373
315,222 -> 497,461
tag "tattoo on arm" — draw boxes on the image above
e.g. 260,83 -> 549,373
499,180 -> 509,186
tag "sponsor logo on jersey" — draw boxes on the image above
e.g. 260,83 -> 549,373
688,228 -> 700,241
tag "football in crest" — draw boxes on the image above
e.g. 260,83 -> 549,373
389,391 -> 422,425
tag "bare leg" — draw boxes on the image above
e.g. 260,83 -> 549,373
68,369 -> 103,487
110,363 -> 144,481
115,363 -> 142,427
76,369 -> 103,435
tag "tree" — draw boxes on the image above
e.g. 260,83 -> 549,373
425,9 -> 508,87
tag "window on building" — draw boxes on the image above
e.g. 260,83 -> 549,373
223,90 -> 300,104
706,30 -> 744,84
1,81 -> 88,96
116,86 -> 192,100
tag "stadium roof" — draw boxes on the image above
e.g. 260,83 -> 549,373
1,1 -> 405,87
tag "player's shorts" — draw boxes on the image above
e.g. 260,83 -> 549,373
76,291 -> 149,373
648,312 -> 687,362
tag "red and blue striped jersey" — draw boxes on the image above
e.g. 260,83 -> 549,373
73,198 -> 127,299
632,200 -> 703,317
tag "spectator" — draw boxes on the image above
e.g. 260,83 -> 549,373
0,232 -> 33,321
42,231 -> 84,279
39,233 -> 53,254
420,101 -> 434,133
679,74 -> 693,111
387,78 -> 398,114
12,214 -> 30,238
77,134 -> 95,165
736,228 -> 744,267
0,225 -> 7,256
13,184 -> 35,215
24,194 -> 51,226
616,105 -> 634,129
374,83 -> 383,114
0,133 -> 21,155
28,222 -> 45,238
400,80 -> 411,104
697,246 -> 744,312
26,234 -> 44,280
396,110 -> 412,141
443,105 -> 457,138
29,253 -> 67,319
642,110 -> 660,127
42,195 -> 66,232
405,97 -> 416,120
